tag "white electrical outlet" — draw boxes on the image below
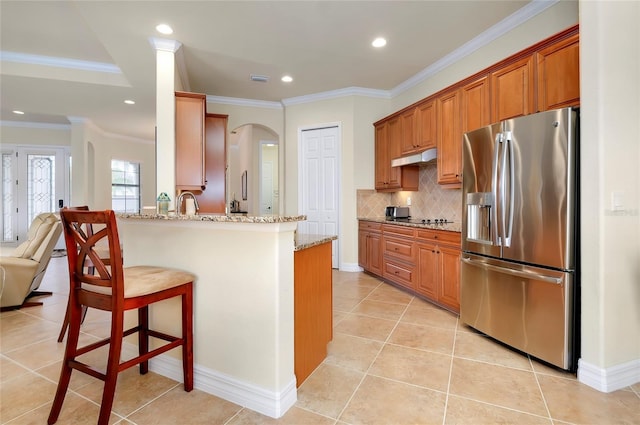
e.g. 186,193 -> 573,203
407,197 -> 411,206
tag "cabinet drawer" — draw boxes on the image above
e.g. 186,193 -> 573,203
383,236 -> 416,262
416,229 -> 461,245
359,221 -> 382,232
383,260 -> 415,289
383,224 -> 416,238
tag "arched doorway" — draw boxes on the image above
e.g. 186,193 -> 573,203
228,124 -> 280,215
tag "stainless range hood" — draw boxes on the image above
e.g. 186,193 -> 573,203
391,148 -> 437,167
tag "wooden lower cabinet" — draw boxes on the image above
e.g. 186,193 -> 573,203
438,244 -> 461,311
416,229 -> 461,312
358,221 -> 461,313
382,225 -> 417,290
358,221 -> 383,276
294,241 -> 333,386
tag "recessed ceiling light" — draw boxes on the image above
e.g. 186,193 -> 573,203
156,24 -> 173,35
124,99 -> 135,105
12,110 -> 25,115
281,75 -> 293,83
372,37 -> 387,48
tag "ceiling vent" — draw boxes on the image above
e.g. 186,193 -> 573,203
250,74 -> 269,83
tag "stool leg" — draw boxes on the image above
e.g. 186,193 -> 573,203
182,284 -> 194,391
98,310 -> 124,425
138,306 -> 149,374
48,301 -> 83,424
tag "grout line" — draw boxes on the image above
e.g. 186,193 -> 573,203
441,317 -> 459,425
530,355 -> 555,424
331,286 -> 415,423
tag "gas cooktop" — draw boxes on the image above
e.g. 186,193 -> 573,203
386,217 -> 454,225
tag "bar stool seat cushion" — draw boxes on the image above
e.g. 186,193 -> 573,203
82,266 -> 196,298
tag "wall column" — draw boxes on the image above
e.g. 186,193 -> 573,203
150,38 -> 181,201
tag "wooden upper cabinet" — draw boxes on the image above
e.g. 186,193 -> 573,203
461,75 -> 491,133
175,91 -> 206,190
437,89 -> 462,187
416,100 -> 437,151
194,114 -> 227,214
536,33 -> 580,111
491,55 -> 535,121
374,119 -> 419,192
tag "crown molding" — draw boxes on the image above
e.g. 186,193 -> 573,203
149,37 -> 182,53
282,86 -> 390,107
0,120 -> 70,131
0,51 -> 121,74
206,95 -> 283,110
391,0 -> 559,97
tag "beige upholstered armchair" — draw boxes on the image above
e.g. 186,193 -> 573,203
0,213 -> 62,310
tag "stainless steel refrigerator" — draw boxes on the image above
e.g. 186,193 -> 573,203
460,107 -> 579,371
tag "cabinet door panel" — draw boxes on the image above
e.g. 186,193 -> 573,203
536,34 -> 580,111
196,114 -> 227,213
437,89 -> 462,186
439,245 -> 461,311
491,56 -> 534,121
175,92 -> 206,189
400,109 -> 417,155
374,123 -> 389,189
369,232 -> 383,276
358,230 -> 367,267
416,243 -> 438,299
461,76 -> 490,134
416,100 -> 437,150
387,117 -> 402,188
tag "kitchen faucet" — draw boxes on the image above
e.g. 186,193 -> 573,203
176,191 -> 199,215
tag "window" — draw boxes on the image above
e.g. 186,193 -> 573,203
111,159 -> 140,213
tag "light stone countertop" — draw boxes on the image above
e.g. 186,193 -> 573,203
117,213 -> 335,251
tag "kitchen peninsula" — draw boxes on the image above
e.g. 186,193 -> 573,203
116,213 -> 336,418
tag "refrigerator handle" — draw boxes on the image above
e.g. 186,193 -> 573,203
502,131 -> 515,247
461,257 -> 563,285
491,132 -> 502,246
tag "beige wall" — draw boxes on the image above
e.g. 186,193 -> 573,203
0,125 -> 71,146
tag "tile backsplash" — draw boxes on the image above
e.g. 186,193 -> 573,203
357,166 -> 462,222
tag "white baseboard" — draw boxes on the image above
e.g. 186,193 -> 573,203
339,262 -> 363,272
578,357 -> 640,393
123,343 -> 297,418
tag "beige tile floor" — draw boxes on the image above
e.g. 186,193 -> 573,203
1,256 -> 639,424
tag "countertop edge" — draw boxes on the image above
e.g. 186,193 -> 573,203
358,217 -> 461,233
118,213 -> 306,223
294,234 -> 337,251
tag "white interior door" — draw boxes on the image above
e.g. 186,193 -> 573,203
298,125 -> 340,268
260,161 -> 274,215
1,146 -> 68,248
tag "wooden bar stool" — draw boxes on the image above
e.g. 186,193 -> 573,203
48,209 -> 195,425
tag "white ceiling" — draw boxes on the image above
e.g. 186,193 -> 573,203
1,0 -> 538,141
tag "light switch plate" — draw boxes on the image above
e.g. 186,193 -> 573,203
611,191 -> 625,211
